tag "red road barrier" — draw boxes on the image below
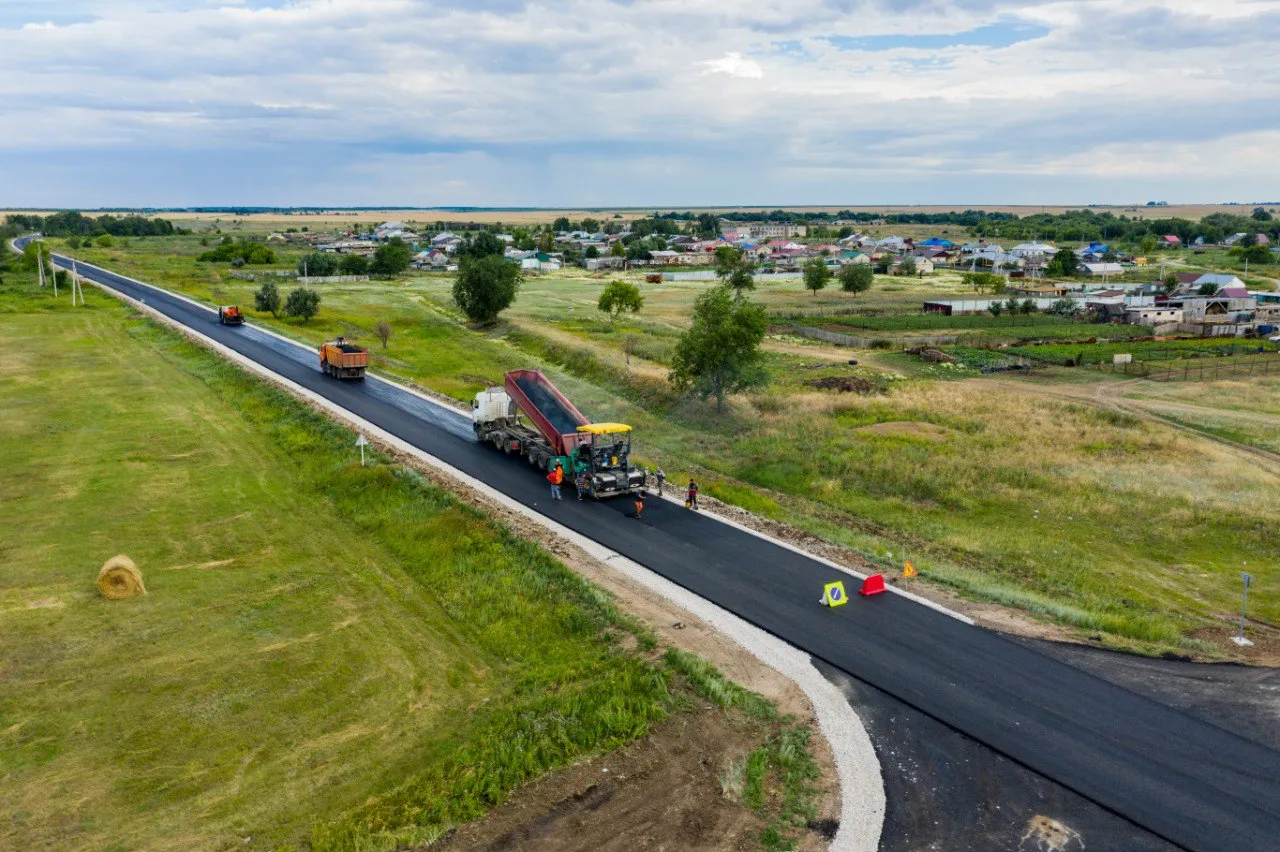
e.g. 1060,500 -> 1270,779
860,573 -> 887,596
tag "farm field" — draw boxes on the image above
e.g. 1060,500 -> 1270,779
1010,337 -> 1279,366
0,270 -> 816,850
48,237 -> 1280,656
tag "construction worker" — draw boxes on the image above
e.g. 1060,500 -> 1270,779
655,467 -> 665,496
687,479 -> 699,510
547,463 -> 564,501
575,470 -> 589,501
633,489 -> 645,520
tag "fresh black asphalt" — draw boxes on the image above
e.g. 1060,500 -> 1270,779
36,242 -> 1280,851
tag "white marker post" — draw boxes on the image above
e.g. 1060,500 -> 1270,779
355,433 -> 368,467
1234,572 -> 1254,647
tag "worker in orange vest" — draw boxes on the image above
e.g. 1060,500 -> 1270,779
547,463 -> 564,501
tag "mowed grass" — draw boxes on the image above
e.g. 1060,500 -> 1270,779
50,239 -> 1280,653
0,274 -> 679,850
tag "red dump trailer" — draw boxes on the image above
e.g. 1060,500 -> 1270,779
471,369 -> 645,496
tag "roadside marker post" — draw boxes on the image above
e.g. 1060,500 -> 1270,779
1234,572 -> 1254,647
820,581 -> 848,608
356,433 -> 368,467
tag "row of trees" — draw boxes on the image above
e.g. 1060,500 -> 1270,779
252,281 -> 321,322
296,237 -> 414,277
5,212 -> 177,238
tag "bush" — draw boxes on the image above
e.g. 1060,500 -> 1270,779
94,234 -> 115,248
298,252 -> 340,277
283,287 -> 320,322
339,254 -> 368,275
254,281 -> 282,317
198,240 -> 277,265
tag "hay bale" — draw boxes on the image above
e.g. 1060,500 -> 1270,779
98,555 -> 146,600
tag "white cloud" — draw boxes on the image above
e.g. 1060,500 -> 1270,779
698,52 -> 764,79
0,1 -> 1278,205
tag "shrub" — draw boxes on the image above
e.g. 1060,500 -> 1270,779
254,281 -> 282,317
283,287 -> 320,322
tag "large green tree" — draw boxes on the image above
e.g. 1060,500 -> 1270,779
1047,248 -> 1079,277
370,237 -> 414,275
453,255 -> 522,324
456,230 -> 506,260
837,262 -> 873,295
669,284 -> 768,411
802,258 -> 832,295
254,280 -> 282,317
597,280 -> 644,324
283,287 -> 321,322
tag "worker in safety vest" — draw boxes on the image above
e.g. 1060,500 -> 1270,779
686,479 -> 699,510
547,464 -> 564,501
633,489 -> 645,520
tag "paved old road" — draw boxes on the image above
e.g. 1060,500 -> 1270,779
28,240 -> 1280,851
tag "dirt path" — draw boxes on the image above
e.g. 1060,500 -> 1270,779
984,375 -> 1280,473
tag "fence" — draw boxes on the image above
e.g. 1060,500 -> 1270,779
297,275 -> 370,285
787,326 -> 959,349
1143,354 -> 1280,382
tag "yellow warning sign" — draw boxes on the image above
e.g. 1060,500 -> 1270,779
820,581 -> 848,608
903,561 -> 917,579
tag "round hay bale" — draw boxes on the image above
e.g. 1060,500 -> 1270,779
98,554 -> 146,600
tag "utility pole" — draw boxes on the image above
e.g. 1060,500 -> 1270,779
1233,572 -> 1254,647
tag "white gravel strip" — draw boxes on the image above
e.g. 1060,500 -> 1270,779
82,269 -> 888,852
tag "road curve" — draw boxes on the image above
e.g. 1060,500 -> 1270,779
27,240 -> 1280,851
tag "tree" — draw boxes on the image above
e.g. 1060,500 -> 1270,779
714,246 -> 755,297
1252,207 -> 1273,222
453,255 -> 522,324
837,263 -> 873,295
802,258 -> 832,296
1005,298 -> 1020,314
899,257 -> 918,277
1139,235 -> 1157,255
95,234 -> 114,248
581,218 -> 600,233
1049,298 -> 1080,316
610,241 -> 626,258
552,216 -> 572,232
283,287 -> 321,322
298,252 -> 340,277
1020,298 -> 1036,315
370,237 -> 414,275
989,301 -> 1004,317
584,245 -> 600,259
65,236 -> 81,249
456,230 -> 505,260
598,280 -> 644,324
1162,272 -> 1179,293
1047,248 -> 1079,277
374,320 -> 393,349
1197,282 -> 1221,296
254,280 -> 282,317
961,270 -> 1003,293
668,284 -> 768,412
339,254 -> 369,275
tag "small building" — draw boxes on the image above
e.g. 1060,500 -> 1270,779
1081,262 -> 1125,277
891,257 -> 934,275
1126,306 -> 1183,325
1011,283 -> 1070,298
1161,235 -> 1182,246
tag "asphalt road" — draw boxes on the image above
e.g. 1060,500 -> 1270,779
33,241 -> 1280,851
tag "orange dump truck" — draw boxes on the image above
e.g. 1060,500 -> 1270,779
218,305 -> 244,325
319,337 -> 368,379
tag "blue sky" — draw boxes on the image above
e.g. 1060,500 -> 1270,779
1,0 -> 1278,207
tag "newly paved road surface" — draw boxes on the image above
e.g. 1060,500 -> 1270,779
33,242 -> 1280,851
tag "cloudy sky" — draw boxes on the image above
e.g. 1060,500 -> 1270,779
1,0 -> 1278,207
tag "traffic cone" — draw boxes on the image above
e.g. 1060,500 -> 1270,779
859,573 -> 887,596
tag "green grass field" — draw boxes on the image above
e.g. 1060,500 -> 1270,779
42,237 -> 1280,655
1010,337 -> 1277,366
0,270 -> 816,850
